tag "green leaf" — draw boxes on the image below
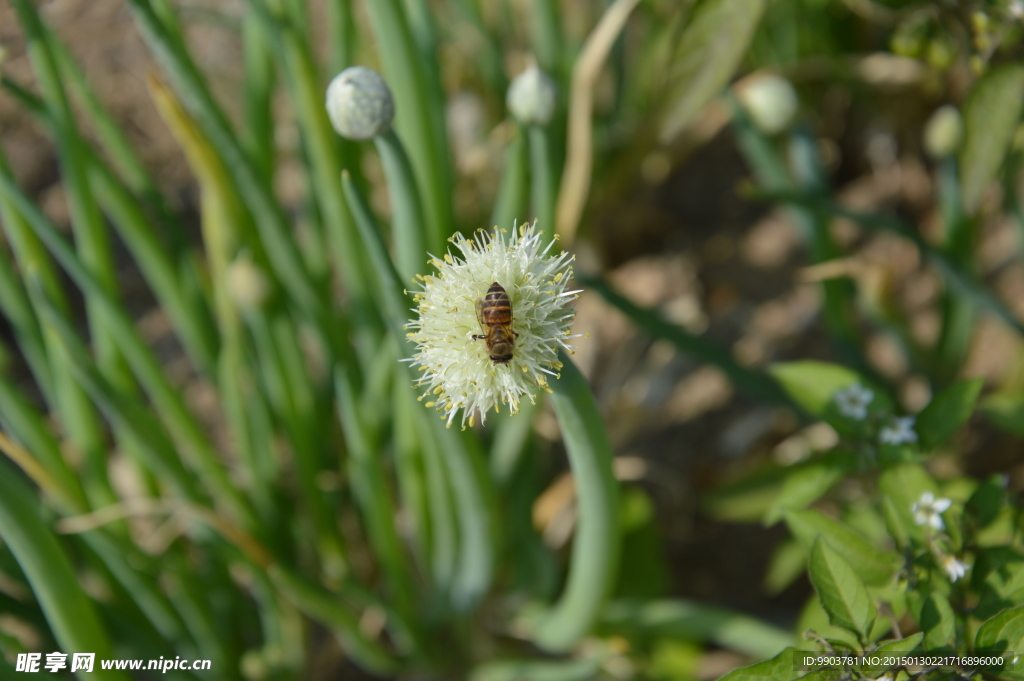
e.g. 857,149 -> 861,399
0,460 -> 130,681
797,669 -> 845,681
648,639 -> 702,681
975,606 -> 1024,679
704,465 -> 789,522
600,599 -> 793,659
878,464 -> 934,545
859,633 -> 923,676
911,591 -> 956,651
972,547 -> 1024,620
966,476 -> 1006,529
769,362 -> 891,434
976,605 -> 1024,654
875,632 -> 923,653
808,538 -> 877,639
764,451 -> 852,525
959,65 -> 1024,213
764,538 -> 807,595
785,509 -> 897,587
915,378 -> 983,448
717,647 -> 802,681
659,0 -> 766,142
795,593 -> 857,650
980,391 -> 1024,436
770,362 -> 861,417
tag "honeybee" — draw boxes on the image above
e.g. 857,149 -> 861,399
473,282 -> 519,364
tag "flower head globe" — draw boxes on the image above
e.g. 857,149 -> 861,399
405,222 -> 582,428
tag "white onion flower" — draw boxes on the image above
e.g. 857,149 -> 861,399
834,383 -> 874,420
912,491 -> 952,530
405,222 -> 582,428
879,416 -> 918,445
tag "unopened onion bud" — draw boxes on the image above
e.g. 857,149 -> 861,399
325,66 -> 395,140
227,254 -> 270,310
736,74 -> 799,135
923,105 -> 963,159
507,65 -> 557,126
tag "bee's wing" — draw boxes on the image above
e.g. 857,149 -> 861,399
474,297 -> 486,329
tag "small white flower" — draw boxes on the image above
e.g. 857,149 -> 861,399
405,222 -> 581,428
940,553 -> 969,582
912,491 -> 952,530
834,383 -> 874,420
879,416 -> 918,445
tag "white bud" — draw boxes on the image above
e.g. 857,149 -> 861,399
227,255 -> 270,310
325,66 -> 395,140
736,74 -> 799,134
507,65 -> 557,126
923,105 -> 963,159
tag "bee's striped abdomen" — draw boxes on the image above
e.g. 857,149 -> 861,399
480,282 -> 512,325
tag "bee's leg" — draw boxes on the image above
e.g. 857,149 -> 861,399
472,334 -> 486,340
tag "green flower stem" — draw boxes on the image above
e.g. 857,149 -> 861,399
1,75 -> 218,376
32,292 -> 203,502
246,308 -> 346,575
342,172 -> 494,606
126,0 -> 325,324
164,567 -> 230,671
491,124 -> 529,230
530,0 -> 564,79
327,0 -> 356,74
0,395 -> 188,647
335,366 -> 415,620
393,370 -> 449,584
426,415 -> 495,610
449,0 -> 508,95
242,10 -> 277,181
0,73 -> 218,376
0,245 -> 54,405
0,152 -> 115,509
255,0 -> 376,312
268,565 -> 402,676
375,129 -> 428,283
218,343 -> 279,517
528,125 -> 558,230
490,397 -> 543,486
533,351 -> 619,652
87,156 -> 219,374
340,171 -> 409,325
12,0 -> 131,391
363,0 -> 453,256
78,532 -> 189,645
0,174 -> 254,527
0,459 -> 131,681
0,377 -> 85,511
